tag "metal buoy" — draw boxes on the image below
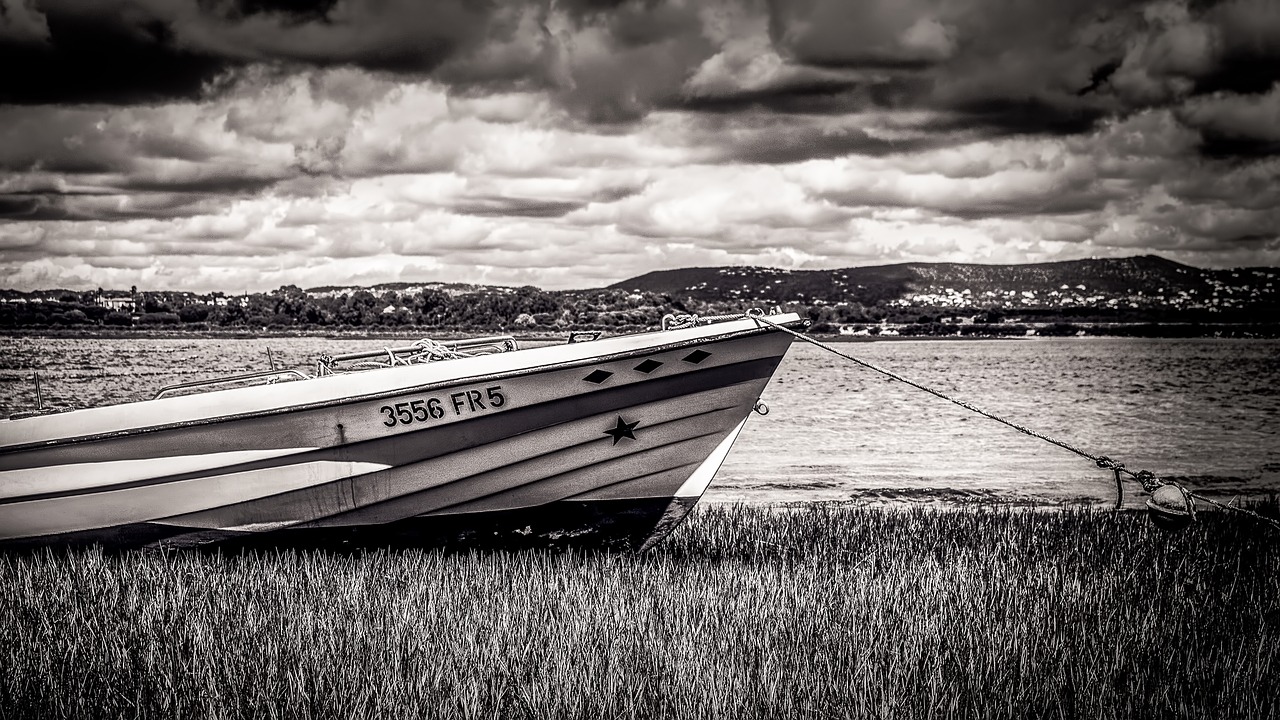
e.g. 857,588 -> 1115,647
1146,485 -> 1194,531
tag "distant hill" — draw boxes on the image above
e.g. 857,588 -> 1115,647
608,255 -> 1279,312
5,255 -> 1277,331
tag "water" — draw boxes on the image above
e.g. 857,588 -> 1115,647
724,338 -> 1280,508
2,335 -> 1277,508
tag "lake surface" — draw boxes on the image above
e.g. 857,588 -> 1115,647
2,335 -> 1277,509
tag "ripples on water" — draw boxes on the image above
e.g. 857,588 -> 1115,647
2,335 -> 1277,508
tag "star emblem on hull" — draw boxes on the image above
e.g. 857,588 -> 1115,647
603,416 -> 640,445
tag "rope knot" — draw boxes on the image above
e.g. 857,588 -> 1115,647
1134,470 -> 1161,493
1095,456 -> 1123,471
661,313 -> 700,331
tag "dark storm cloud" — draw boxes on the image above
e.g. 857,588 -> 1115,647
29,156 -> 125,175
117,174 -> 282,195
0,0 -> 704,122
676,78 -> 871,115
0,193 -> 73,220
553,0 -> 639,20
1189,0 -> 1280,96
682,114 -> 940,165
0,106 -> 281,209
137,135 -> 216,163
928,99 -> 1111,138
1191,52 -> 1280,96
0,0 -> 500,104
0,114 -> 127,174
1159,203 -> 1280,244
751,0 -> 1278,146
759,0 -> 1129,134
1176,82 -> 1280,159
765,0 -> 958,69
1194,131 -> 1280,160
0,5 -> 227,104
942,192 -> 1121,220
1165,159 -> 1280,210
1,0 -> 1276,144
722,127 -> 908,165
818,183 -> 1124,222
1078,61 -> 1123,96
221,0 -> 341,23
0,187 -> 240,221
452,196 -> 586,218
549,2 -> 714,123
570,0 -> 696,47
0,0 -> 49,43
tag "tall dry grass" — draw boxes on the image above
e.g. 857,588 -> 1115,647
1,504 -> 1276,719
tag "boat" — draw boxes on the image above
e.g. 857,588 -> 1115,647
0,310 -> 802,551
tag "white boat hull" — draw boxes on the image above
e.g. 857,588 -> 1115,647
0,314 -> 799,550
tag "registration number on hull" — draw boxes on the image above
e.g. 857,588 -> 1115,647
379,385 -> 506,428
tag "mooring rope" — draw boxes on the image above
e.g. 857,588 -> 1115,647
663,312 -> 749,330
747,313 -> 1280,532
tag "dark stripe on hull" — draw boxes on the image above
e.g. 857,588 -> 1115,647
301,422 -> 723,527
0,498 -> 686,553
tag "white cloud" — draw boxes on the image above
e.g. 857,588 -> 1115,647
899,17 -> 956,61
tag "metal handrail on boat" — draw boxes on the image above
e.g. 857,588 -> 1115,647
316,336 -> 519,375
152,369 -> 311,400
149,336 -> 521,399
325,336 -> 518,363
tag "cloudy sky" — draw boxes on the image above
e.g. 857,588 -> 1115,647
1,0 -> 1278,292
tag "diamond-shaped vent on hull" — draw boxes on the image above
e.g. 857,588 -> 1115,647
583,369 -> 614,384
682,349 -> 711,364
634,359 -> 663,374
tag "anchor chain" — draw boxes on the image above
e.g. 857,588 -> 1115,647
750,314 -> 1280,533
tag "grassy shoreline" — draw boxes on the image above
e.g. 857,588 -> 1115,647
2,504 -> 1276,719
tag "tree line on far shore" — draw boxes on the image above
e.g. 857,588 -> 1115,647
2,285 -> 678,333
2,284 -> 1276,337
